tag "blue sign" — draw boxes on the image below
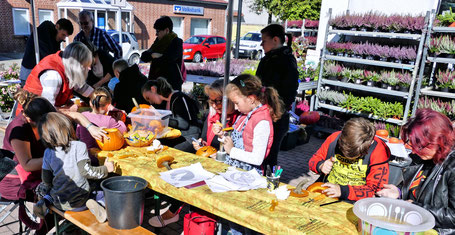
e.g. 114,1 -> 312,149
173,5 -> 204,15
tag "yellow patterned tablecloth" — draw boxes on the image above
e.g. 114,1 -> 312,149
94,147 -> 437,235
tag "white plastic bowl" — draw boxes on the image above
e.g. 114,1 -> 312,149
353,198 -> 435,234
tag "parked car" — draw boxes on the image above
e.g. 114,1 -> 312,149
107,30 -> 141,65
231,31 -> 264,60
183,35 -> 226,63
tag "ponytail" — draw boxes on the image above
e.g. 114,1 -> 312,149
90,87 -> 112,109
285,33 -> 293,47
227,74 -> 284,121
13,88 -> 56,123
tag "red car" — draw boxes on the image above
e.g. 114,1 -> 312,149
183,35 -> 226,62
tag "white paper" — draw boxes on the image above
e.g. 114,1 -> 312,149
159,162 -> 215,188
205,175 -> 242,192
386,142 -> 409,159
217,167 -> 267,191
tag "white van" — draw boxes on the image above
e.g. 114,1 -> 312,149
231,31 -> 264,60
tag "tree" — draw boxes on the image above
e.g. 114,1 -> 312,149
248,0 -> 321,22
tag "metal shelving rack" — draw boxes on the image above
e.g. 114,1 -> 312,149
314,8 -> 430,126
412,10 -> 455,115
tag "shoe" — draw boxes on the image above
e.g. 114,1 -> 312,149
148,213 -> 179,227
33,199 -> 48,219
86,199 -> 107,223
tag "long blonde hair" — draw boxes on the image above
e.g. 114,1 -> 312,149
226,74 -> 284,121
62,42 -> 92,89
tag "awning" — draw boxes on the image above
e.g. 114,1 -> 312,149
56,0 -> 133,11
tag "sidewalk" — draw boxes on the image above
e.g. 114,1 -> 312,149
0,53 -> 22,72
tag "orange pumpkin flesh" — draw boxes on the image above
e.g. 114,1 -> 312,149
306,182 -> 329,196
149,120 -> 164,134
376,130 -> 389,139
196,146 -> 217,157
130,104 -> 150,113
389,137 -> 402,144
96,128 -> 124,151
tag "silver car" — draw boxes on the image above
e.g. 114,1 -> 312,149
108,30 -> 141,65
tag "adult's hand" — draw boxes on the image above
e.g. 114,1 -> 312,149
319,157 -> 336,175
322,183 -> 341,198
224,136 -> 234,154
376,184 -> 400,199
88,125 -> 107,141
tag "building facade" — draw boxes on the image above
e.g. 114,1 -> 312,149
0,0 -> 227,53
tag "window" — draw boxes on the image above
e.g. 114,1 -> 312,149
12,8 -> 30,35
38,10 -> 53,24
122,33 -> 129,43
170,17 -> 183,39
216,37 -> 226,44
206,37 -> 216,45
191,18 -> 209,36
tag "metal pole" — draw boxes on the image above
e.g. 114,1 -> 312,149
234,0 -> 242,59
30,0 -> 40,64
216,0 -> 234,161
118,7 -> 123,46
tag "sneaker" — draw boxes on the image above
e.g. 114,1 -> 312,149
148,213 -> 179,227
86,199 -> 107,223
33,199 -> 48,219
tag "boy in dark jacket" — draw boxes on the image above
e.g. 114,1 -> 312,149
309,118 -> 390,201
112,59 -> 147,112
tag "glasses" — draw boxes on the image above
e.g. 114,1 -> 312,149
406,141 -> 436,152
80,21 -> 90,26
208,98 -> 223,105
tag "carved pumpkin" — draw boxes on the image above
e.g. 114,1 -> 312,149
96,128 -> 125,151
130,104 -> 151,113
196,146 -> 217,158
299,111 -> 320,125
306,182 -> 329,196
376,129 -> 389,139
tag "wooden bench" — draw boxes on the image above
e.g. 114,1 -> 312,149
49,206 -> 155,235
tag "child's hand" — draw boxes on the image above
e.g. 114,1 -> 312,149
212,123 -> 223,136
319,157 -> 335,175
88,126 -> 108,141
192,138 -> 204,151
375,184 -> 400,199
104,157 -> 115,173
322,183 -> 341,198
224,136 -> 234,154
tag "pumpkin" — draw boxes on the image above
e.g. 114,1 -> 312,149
299,111 -> 320,125
96,128 -> 125,151
306,182 -> 329,196
124,130 -> 155,147
149,120 -> 164,134
376,129 -> 389,139
196,146 -> 217,158
389,137 -> 403,144
131,104 -> 151,113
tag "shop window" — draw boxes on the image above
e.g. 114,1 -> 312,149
170,17 -> 183,39
12,8 -> 30,35
39,10 -> 53,24
191,18 -> 209,36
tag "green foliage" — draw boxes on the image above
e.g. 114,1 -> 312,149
248,0 -> 321,21
340,93 -> 404,119
437,7 -> 455,26
0,84 -> 20,112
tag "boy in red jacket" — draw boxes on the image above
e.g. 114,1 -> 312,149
309,118 -> 390,201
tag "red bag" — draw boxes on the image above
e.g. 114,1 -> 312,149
184,210 -> 217,235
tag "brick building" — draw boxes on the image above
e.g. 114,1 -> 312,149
0,0 -> 228,53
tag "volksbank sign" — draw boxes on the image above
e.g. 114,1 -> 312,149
173,5 -> 204,15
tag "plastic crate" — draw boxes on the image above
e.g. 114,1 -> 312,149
127,109 -> 172,134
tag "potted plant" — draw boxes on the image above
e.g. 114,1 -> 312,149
403,47 -> 417,65
397,72 -> 412,92
439,35 -> 455,58
351,69 -> 364,84
429,37 -> 442,57
436,69 -> 454,92
437,7 -> 455,27
341,68 -> 352,83
364,70 -> 380,86
383,71 -> 399,90
323,62 -> 342,80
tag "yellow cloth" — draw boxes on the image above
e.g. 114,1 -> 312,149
94,147 -> 436,235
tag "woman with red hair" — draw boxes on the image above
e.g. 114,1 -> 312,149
377,108 -> 455,233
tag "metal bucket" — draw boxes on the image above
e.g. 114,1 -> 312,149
101,176 -> 148,229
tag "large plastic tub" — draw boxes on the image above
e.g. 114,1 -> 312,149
353,197 -> 435,235
128,109 -> 172,134
101,176 -> 148,229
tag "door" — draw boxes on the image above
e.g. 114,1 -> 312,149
215,37 -> 226,58
202,37 -> 216,59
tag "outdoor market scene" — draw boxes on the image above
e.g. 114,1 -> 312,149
1,0 -> 455,234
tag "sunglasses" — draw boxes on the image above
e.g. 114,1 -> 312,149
208,98 -> 223,105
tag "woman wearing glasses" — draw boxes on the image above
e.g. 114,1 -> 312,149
377,108 -> 455,234
192,80 -> 239,155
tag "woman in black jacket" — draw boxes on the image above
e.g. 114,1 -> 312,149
141,16 -> 183,91
377,109 -> 455,234
141,77 -> 200,153
255,24 -> 299,171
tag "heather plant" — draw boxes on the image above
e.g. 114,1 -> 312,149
429,37 -> 442,54
382,71 -> 399,86
364,70 -> 380,82
304,20 -> 319,28
351,69 -> 364,81
0,63 -> 20,81
436,69 -> 455,88
323,62 -> 343,78
397,72 -> 412,87
438,35 -> 455,55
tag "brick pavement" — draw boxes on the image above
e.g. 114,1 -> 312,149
0,118 -> 325,235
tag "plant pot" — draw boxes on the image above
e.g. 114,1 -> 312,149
355,79 -> 362,84
319,100 -> 326,104
387,85 -> 395,90
379,57 -> 388,62
366,81 -> 376,87
340,77 -> 349,83
337,52 -> 345,57
360,27 -> 367,32
395,59 -> 402,64
449,22 -> 455,27
450,88 -> 455,93
441,87 -> 450,92
355,55 -> 363,59
328,76 -> 338,81
351,27 -> 357,31
381,83 -> 388,89
404,30 -> 411,34
399,86 -> 410,92
366,55 -> 374,60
